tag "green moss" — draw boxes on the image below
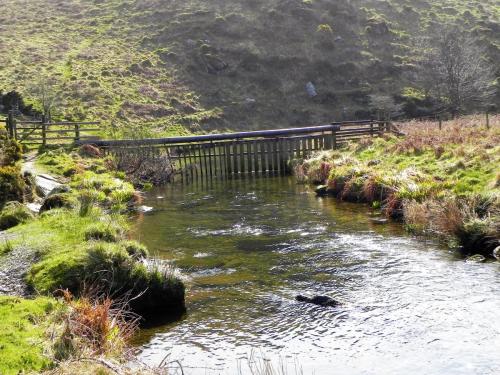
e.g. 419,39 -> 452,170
84,222 -> 121,242
120,240 -> 148,259
40,193 -> 78,213
0,296 -> 58,375
0,202 -> 34,230
10,207 -> 184,314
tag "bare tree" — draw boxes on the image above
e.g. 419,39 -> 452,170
369,94 -> 403,119
29,76 -> 61,120
412,28 -> 497,116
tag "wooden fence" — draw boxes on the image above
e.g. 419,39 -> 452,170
3,113 -> 100,146
83,119 -> 391,181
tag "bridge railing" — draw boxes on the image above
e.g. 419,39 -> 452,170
80,119 -> 390,181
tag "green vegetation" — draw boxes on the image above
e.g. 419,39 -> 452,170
0,296 -> 57,374
0,149 -> 186,314
298,116 -> 500,256
0,0 -> 498,133
0,201 -> 34,230
0,125 -> 25,209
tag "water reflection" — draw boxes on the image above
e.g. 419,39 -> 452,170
133,177 -> 500,375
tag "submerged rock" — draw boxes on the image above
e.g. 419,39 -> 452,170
315,185 -> 328,196
138,205 -> 154,213
466,254 -> 486,263
296,295 -> 340,307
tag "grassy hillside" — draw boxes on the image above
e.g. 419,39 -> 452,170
0,0 -> 498,135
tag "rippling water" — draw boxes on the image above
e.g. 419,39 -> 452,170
132,177 -> 500,375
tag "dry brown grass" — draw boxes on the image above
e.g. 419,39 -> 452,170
393,114 -> 500,154
404,195 -> 500,255
54,289 -> 140,361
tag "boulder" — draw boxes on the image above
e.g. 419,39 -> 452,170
493,246 -> 500,261
306,81 -> 318,97
35,174 -> 62,197
296,295 -> 340,307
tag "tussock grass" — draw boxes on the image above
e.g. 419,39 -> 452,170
299,116 -> 500,256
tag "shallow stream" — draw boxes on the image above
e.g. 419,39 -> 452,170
132,177 -> 500,375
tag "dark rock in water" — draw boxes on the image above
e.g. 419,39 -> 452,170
315,185 -> 328,196
296,295 -> 340,307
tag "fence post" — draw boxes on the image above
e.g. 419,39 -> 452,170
75,123 -> 80,142
41,114 -> 47,147
331,128 -> 337,149
370,120 -> 374,137
486,112 -> 490,130
438,116 -> 442,131
7,111 -> 14,138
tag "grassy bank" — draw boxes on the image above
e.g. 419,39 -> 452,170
297,115 -> 499,257
0,136 -> 185,372
10,147 -> 185,314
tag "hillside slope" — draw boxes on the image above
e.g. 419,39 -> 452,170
0,0 -> 498,134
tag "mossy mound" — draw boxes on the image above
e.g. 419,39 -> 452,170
121,240 -> 149,259
0,201 -> 34,230
28,240 -> 184,315
84,222 -> 121,242
40,193 -> 78,213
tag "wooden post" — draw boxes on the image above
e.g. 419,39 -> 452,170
239,142 -> 245,175
232,142 -> 239,175
247,142 -> 253,174
41,115 -> 47,147
370,120 -> 374,137
438,116 -> 442,131
486,112 -> 490,130
217,143 -> 224,179
188,145 -> 195,181
74,123 -> 80,142
225,143 -> 232,177
7,111 -> 14,138
208,142 -> 214,179
331,129 -> 337,150
259,141 -> 266,174
253,140 -> 259,175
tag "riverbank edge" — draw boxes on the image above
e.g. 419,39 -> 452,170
295,123 -> 499,260
0,145 -> 186,374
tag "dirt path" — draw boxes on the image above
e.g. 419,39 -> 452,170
0,153 -> 59,297
0,245 -> 36,296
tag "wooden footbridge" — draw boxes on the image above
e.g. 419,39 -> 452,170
85,120 -> 391,181
3,114 -> 390,181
